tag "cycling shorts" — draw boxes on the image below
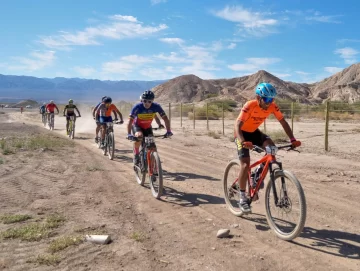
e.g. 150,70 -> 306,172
235,129 -> 270,158
132,125 -> 153,137
99,116 -> 112,124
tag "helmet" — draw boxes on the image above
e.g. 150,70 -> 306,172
101,96 -> 107,100
255,83 -> 277,98
140,90 -> 155,100
69,99 -> 73,104
50,100 -> 54,104
103,97 -> 112,103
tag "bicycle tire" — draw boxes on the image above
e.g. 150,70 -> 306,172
134,150 -> 146,186
149,151 -> 163,199
223,159 -> 246,217
102,134 -> 107,156
265,170 -> 307,241
107,132 -> 115,160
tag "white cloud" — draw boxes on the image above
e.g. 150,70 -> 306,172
324,66 -> 343,74
151,0 -> 167,5
306,15 -> 342,24
9,51 -> 56,71
72,66 -> 96,77
273,72 -> 291,78
335,47 -> 359,64
39,15 -> 168,49
213,6 -> 278,36
140,68 -> 169,79
159,38 -> 185,44
227,43 -> 237,49
102,61 -> 134,74
120,55 -> 152,64
295,71 -> 311,75
228,57 -> 281,72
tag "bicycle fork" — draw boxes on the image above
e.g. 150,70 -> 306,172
269,161 -> 288,208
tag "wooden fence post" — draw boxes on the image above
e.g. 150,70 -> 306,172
206,103 -> 209,130
325,101 -> 330,151
180,103 -> 183,128
193,103 -> 195,129
222,103 -> 225,135
291,102 -> 294,131
168,103 -> 171,126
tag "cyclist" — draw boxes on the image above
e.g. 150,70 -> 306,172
234,83 -> 301,214
39,102 -> 47,123
126,90 -> 172,165
94,97 -> 124,147
92,96 -> 107,143
63,99 -> 81,135
46,100 -> 59,125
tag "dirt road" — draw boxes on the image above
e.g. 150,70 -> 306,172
0,110 -> 359,271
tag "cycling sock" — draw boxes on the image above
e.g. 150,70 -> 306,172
240,190 -> 246,201
134,147 -> 140,155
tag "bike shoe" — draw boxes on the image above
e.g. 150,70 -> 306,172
95,137 -> 99,143
239,199 -> 252,214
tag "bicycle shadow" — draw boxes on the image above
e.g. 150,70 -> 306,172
160,186 -> 225,207
241,214 -> 359,259
163,170 -> 220,182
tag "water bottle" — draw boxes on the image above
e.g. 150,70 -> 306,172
251,164 -> 264,188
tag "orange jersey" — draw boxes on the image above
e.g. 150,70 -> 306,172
237,100 -> 284,132
105,104 -> 119,117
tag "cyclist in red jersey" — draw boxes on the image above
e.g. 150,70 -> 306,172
234,83 -> 301,214
46,100 -> 59,123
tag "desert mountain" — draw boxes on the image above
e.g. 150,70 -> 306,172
152,63 -> 360,103
0,74 -> 166,103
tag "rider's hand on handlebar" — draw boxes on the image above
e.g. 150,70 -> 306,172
242,141 -> 253,149
126,134 -> 134,140
290,138 -> 301,148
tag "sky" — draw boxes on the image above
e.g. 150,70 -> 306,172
0,0 -> 359,83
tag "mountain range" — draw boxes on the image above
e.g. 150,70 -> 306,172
0,74 -> 166,103
153,63 -> 360,104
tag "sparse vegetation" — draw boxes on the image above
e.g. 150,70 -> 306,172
267,130 -> 288,144
207,131 -> 221,139
351,127 -> 360,133
0,157 -> 4,164
45,214 -> 66,229
27,254 -> 61,266
48,236 -> 84,253
1,214 -> 32,224
130,231 -> 146,242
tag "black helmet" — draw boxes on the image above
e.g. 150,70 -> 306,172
101,96 -> 107,100
103,97 -> 112,103
140,90 -> 155,100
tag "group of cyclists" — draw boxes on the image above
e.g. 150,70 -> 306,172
38,83 -> 301,213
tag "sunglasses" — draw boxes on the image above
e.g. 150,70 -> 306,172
262,97 -> 274,104
142,100 -> 153,104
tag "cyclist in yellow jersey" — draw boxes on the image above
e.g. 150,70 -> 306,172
63,99 -> 81,134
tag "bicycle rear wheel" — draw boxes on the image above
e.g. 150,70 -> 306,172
107,132 -> 115,160
223,159 -> 246,216
265,170 -> 306,241
102,134 -> 107,156
149,151 -> 163,199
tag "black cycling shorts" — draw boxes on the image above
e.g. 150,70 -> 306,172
132,125 -> 153,137
235,129 -> 270,158
66,113 -> 76,121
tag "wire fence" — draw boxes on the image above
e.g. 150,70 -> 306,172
115,100 -> 360,152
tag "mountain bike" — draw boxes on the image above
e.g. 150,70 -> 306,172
100,120 -> 123,160
223,144 -> 306,241
48,112 -> 56,130
129,129 -> 169,199
65,115 -> 81,139
41,113 -> 47,127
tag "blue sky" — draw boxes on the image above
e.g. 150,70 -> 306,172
0,0 -> 359,83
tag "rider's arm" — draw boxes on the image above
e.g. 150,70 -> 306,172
161,115 -> 171,131
63,106 -> 67,116
127,118 -> 133,134
235,120 -> 246,142
75,106 -> 81,116
116,109 -> 123,122
279,119 -> 295,140
154,114 -> 162,126
55,105 -> 59,113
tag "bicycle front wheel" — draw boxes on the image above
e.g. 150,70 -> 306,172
149,151 -> 163,199
265,170 -> 307,241
71,122 -> 75,139
107,132 -> 115,160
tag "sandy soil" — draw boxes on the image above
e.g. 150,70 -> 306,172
0,109 -> 359,271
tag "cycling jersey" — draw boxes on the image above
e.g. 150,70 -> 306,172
64,104 -> 77,114
94,103 -> 118,117
40,105 -> 46,113
237,100 -> 284,133
129,102 -> 166,129
46,104 -> 57,113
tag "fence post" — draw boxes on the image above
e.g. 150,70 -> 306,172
291,102 -> 294,131
180,103 -> 183,128
168,103 -> 171,126
325,101 -> 330,151
193,103 -> 195,129
206,102 -> 209,130
222,103 -> 225,135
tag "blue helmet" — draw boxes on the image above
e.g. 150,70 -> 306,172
255,83 -> 277,98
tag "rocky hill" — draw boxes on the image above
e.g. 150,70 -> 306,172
152,63 -> 360,103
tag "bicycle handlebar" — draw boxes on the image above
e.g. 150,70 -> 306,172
127,134 -> 171,142
252,144 -> 300,153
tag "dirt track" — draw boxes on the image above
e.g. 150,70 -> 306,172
0,110 -> 359,271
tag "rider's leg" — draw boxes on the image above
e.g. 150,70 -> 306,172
66,116 -> 70,133
95,122 -> 100,142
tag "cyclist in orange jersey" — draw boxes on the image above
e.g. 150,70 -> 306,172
234,83 -> 301,214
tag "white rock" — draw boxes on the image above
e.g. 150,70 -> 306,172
217,229 -> 230,238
